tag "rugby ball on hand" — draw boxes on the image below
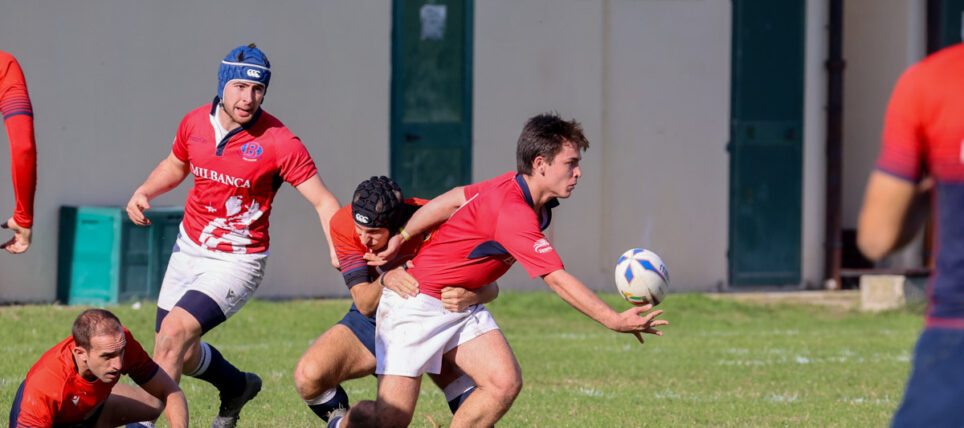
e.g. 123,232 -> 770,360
614,248 -> 669,306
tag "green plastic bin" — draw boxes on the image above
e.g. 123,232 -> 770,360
57,206 -> 183,305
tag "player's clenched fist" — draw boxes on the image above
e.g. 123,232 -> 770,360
126,193 -> 152,226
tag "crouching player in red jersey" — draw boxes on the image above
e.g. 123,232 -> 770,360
338,113 -> 669,428
8,309 -> 188,428
293,176 -> 498,425
0,51 -> 37,254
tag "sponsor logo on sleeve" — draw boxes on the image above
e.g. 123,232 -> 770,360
533,238 -> 553,254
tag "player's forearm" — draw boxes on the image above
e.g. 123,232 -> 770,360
402,186 -> 466,235
6,115 -> 36,227
135,155 -> 189,201
163,390 -> 189,428
474,282 -> 500,305
350,280 -> 382,317
543,270 -> 619,329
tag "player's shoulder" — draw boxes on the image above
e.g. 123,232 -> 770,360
0,50 -> 16,66
404,197 -> 429,207
905,43 -> 964,82
25,339 -> 73,396
255,110 -> 299,141
330,205 -> 354,231
179,103 -> 215,126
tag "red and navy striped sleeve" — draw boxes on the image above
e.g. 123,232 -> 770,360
0,51 -> 36,228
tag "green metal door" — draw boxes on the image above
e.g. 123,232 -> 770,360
728,0 -> 805,285
936,0 -> 964,48
391,0 -> 473,199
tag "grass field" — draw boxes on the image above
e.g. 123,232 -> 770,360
0,291 -> 921,427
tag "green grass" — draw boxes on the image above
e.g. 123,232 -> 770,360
0,292 -> 921,427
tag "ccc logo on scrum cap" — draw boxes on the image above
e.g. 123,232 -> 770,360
246,69 -> 262,78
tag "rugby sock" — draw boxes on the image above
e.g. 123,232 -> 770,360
443,374 -> 477,413
306,385 -> 349,422
327,416 -> 343,428
187,342 -> 246,394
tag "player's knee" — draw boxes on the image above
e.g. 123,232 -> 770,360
155,321 -> 199,360
489,371 -> 523,404
292,359 -> 327,399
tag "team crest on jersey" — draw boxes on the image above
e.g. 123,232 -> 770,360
71,395 -> 79,405
240,142 -> 264,161
533,238 -> 553,254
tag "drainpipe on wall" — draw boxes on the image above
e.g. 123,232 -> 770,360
823,0 -> 844,289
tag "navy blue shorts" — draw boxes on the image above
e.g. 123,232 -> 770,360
337,303 -> 377,356
9,381 -> 104,428
892,327 -> 964,427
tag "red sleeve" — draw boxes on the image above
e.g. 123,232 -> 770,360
171,115 -> 190,163
16,375 -> 58,427
120,329 -> 160,385
494,202 -> 564,278
876,64 -> 925,182
278,137 -> 318,187
1,53 -> 36,228
331,207 -> 372,288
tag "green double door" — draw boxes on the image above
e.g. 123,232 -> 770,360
728,0 -> 805,285
391,0 -> 473,199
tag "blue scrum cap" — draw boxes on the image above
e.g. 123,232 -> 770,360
217,44 -> 271,99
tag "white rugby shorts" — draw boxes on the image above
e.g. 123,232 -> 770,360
375,288 -> 500,377
157,224 -> 267,319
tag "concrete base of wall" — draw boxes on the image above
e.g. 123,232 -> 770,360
859,275 -> 905,312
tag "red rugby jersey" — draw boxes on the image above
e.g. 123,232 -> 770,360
13,328 -> 159,427
331,198 -> 430,289
409,172 -> 564,299
0,51 -> 36,228
173,102 -> 318,254
876,43 -> 964,326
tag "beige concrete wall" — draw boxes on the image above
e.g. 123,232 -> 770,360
0,1 -> 845,301
0,1 -> 389,301
842,0 -> 926,229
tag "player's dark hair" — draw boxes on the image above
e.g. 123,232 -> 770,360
516,113 -> 589,175
72,309 -> 123,350
352,176 -> 405,230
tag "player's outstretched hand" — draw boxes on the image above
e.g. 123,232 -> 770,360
126,193 -> 152,226
382,266 -> 419,298
1,217 -> 31,254
612,304 -> 668,344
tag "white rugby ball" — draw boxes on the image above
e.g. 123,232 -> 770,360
614,248 -> 670,306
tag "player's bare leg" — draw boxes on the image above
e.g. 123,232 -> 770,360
374,373 -> 423,428
447,329 -> 522,428
294,324 -> 374,420
94,384 -> 164,428
153,307 -> 203,384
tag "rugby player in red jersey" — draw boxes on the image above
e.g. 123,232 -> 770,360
0,51 -> 37,254
858,43 -> 964,427
125,44 -> 340,428
337,113 -> 669,428
293,176 -> 497,424
9,309 -> 187,428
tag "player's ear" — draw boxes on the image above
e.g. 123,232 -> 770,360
72,346 -> 87,362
